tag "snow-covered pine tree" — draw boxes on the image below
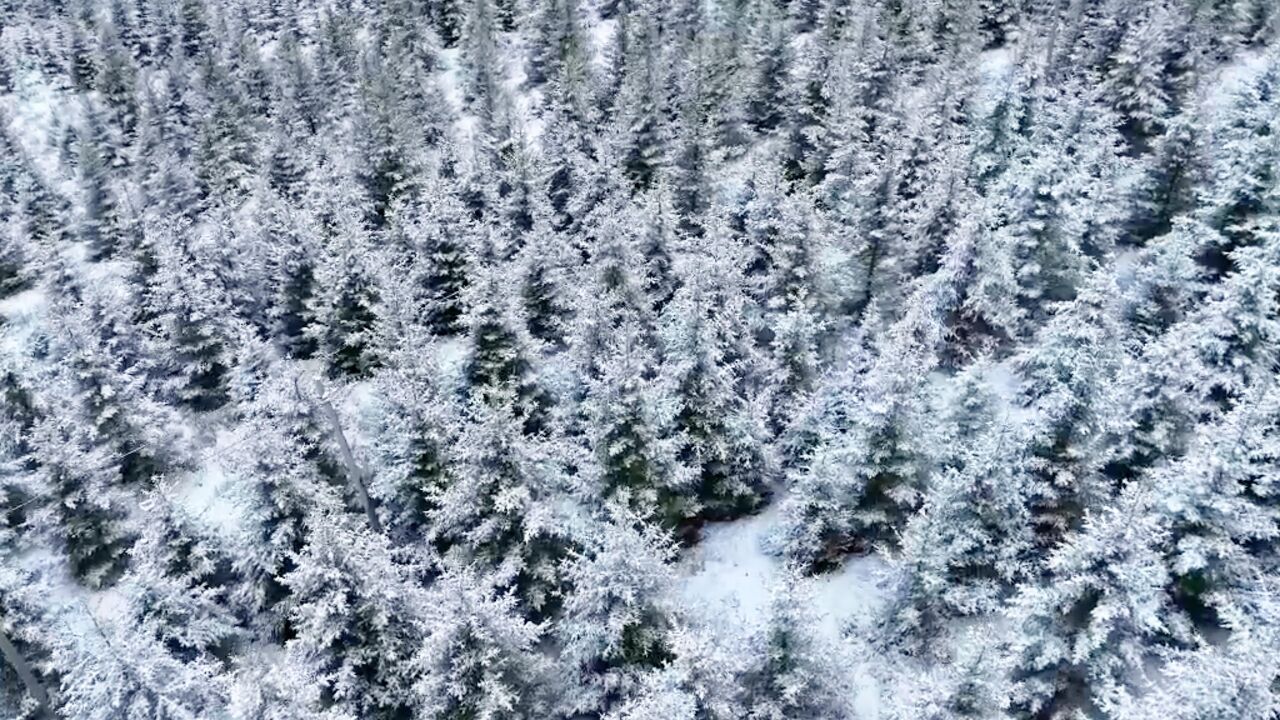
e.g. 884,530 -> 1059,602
303,159 -> 383,379
462,232 -> 554,435
1199,52 -> 1278,278
138,217 -> 232,411
879,416 -> 1033,654
412,568 -> 551,718
120,493 -> 248,663
79,101 -> 131,262
738,572 -> 850,719
1126,112 -> 1205,244
1013,275 -> 1124,546
281,517 -> 429,718
1153,381 -> 1280,637
223,352 -> 347,625
1008,486 -> 1176,719
609,0 -> 667,193
659,230 -> 773,523
429,398 -> 573,618
556,508 -> 677,716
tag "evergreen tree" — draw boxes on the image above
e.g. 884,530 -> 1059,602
583,316 -> 691,531
0,565 -> 60,719
1155,382 -> 1280,636
739,574 -> 850,719
413,569 -> 551,718
24,407 -> 135,588
741,0 -> 790,134
260,188 -> 320,359
1199,55 -> 1279,277
659,238 -> 773,522
139,218 -> 232,410
282,518 -> 429,719
556,510 -> 676,716
1013,276 -> 1124,546
610,4 -> 666,192
879,417 -> 1034,653
1126,112 -> 1205,243
401,178 -> 473,337
79,103 -> 129,262
304,164 -> 383,379
224,356 -> 346,624
518,217 -> 574,346
121,494 -> 248,662
56,610 -> 231,719
463,240 -> 553,434
430,399 -> 572,617
1009,487 -> 1176,719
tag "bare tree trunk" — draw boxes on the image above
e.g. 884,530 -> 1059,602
0,618 -> 51,714
297,378 -> 383,534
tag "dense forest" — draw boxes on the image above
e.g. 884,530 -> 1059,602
1,0 -> 1279,717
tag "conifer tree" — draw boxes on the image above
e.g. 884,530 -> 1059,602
121,494 -> 248,662
413,569 -> 551,718
880,418 -> 1034,653
583,316 -> 691,530
304,164 -> 383,379
260,188 -> 320,359
24,410 -> 135,588
1127,112 -> 1205,243
282,517 -> 430,718
56,609 -> 231,720
1153,382 -> 1279,636
1199,55 -> 1279,277
79,102 -> 129,262
610,4 -> 666,192
224,355 -> 346,624
518,217 -> 574,346
430,399 -> 572,617
96,23 -> 139,144
659,237 -> 773,522
463,238 -> 553,435
401,178 -> 473,337
1009,487 -> 1175,719
140,218 -> 232,410
739,574 -> 850,718
556,510 -> 676,717
741,0 -> 790,135
1013,276 -> 1123,546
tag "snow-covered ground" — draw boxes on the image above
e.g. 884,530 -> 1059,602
0,287 -> 47,360
676,500 -> 893,717
1205,47 -> 1273,118
174,429 -> 244,540
0,287 -> 45,323
678,501 -> 892,639
3,70 -> 77,198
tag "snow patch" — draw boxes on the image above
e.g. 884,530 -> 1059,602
678,503 -> 892,717
2,69 -> 76,194
0,287 -> 45,322
1203,48 -> 1273,120
678,502 -> 891,640
589,18 -> 617,69
977,46 -> 1015,82
435,337 -> 470,389
0,287 -> 47,358
86,587 -> 129,626
177,430 -> 244,539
